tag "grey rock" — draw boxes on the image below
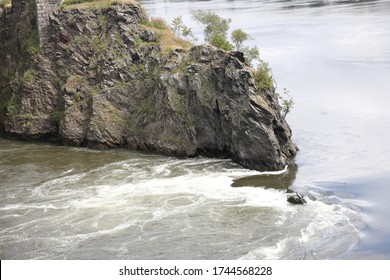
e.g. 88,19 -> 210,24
287,193 -> 307,204
140,29 -> 157,42
0,1 -> 298,171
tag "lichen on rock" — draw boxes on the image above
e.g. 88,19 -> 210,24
0,0 -> 298,171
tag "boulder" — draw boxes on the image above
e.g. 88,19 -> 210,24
287,193 -> 307,205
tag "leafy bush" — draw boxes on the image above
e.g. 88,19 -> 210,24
280,88 -> 295,117
253,63 -> 295,116
231,28 -> 250,51
171,16 -> 196,42
253,60 -> 273,92
191,10 -> 231,45
241,46 -> 260,66
211,34 -> 233,51
191,10 -> 262,64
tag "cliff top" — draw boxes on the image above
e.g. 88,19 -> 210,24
59,0 -> 192,52
61,0 -> 137,9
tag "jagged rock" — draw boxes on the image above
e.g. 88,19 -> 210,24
287,193 -> 307,204
140,29 -> 157,42
0,1 -> 298,171
231,51 -> 245,63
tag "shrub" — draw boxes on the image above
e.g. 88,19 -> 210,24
241,46 -> 260,66
171,16 -> 196,42
210,34 -> 233,51
191,10 -> 260,66
22,69 -> 36,82
6,100 -> 18,116
253,60 -> 273,92
280,88 -> 295,117
191,10 -> 231,44
253,63 -> 295,116
231,28 -> 250,51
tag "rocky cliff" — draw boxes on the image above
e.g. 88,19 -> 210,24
0,0 -> 297,171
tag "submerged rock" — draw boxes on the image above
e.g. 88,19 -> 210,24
0,0 -> 298,171
287,193 -> 307,205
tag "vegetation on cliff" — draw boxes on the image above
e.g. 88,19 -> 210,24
0,0 -> 41,132
61,0 -> 136,9
0,0 -> 297,171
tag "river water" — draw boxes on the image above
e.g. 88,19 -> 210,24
1,0 -> 390,259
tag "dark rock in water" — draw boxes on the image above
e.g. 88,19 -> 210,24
0,0 -> 298,172
287,193 -> 307,204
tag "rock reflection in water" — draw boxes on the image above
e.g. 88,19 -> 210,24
231,164 -> 298,190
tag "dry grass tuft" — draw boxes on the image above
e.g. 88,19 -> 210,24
147,27 -> 192,54
0,0 -> 12,9
159,29 -> 192,53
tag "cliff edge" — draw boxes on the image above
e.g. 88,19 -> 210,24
0,0 -> 297,171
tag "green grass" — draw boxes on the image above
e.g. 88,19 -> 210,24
66,75 -> 85,87
6,100 -> 19,116
50,110 -> 64,125
75,91 -> 82,103
142,26 -> 192,54
143,18 -> 169,30
22,69 -> 36,82
27,28 -> 41,54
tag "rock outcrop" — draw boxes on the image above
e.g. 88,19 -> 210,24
0,0 -> 297,171
287,193 -> 307,205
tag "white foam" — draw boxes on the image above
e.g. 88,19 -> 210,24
0,149 -> 365,259
240,198 -> 362,259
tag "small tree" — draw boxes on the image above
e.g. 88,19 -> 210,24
191,10 -> 231,46
280,88 -> 295,117
253,63 -> 294,117
231,28 -> 250,51
191,9 -> 294,117
171,16 -> 183,34
241,46 -> 260,66
231,29 -> 262,67
171,16 -> 196,42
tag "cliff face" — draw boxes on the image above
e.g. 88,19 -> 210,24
0,1 -> 297,171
